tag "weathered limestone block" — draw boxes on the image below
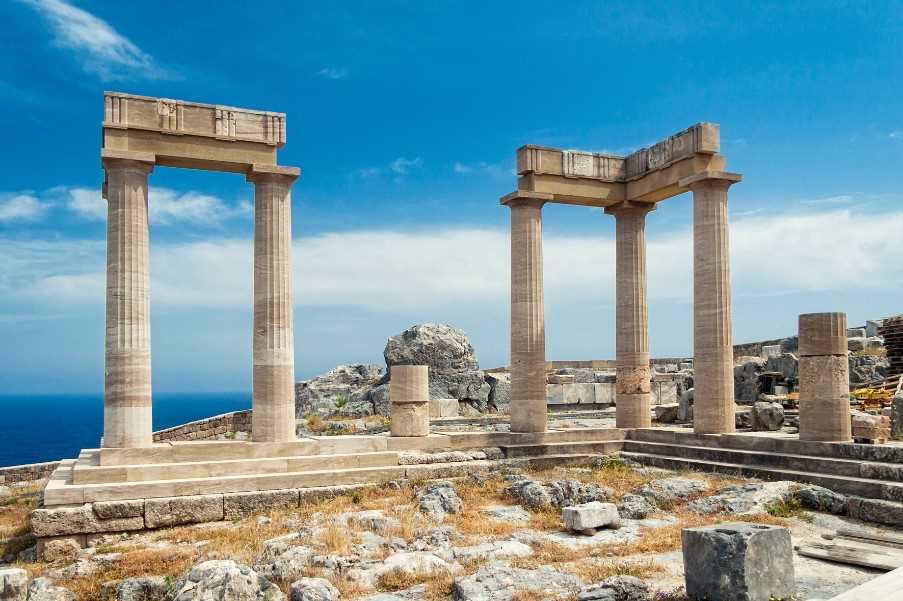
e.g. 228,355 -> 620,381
564,383 -> 597,404
31,504 -> 144,537
892,394 -> 903,440
144,494 -> 224,528
41,538 -> 82,563
799,312 -> 848,356
0,568 -> 27,601
654,403 -> 679,423
547,384 -> 566,405
616,366 -> 651,395
289,577 -> 339,601
751,401 -> 784,431
390,365 -> 430,437
562,502 -> 619,534
682,522 -> 794,601
594,383 -> 614,404
223,489 -> 300,520
799,354 -> 851,442
25,578 -> 74,601
429,398 -> 459,418
548,374 -> 576,385
852,412 -> 890,441
92,500 -> 144,520
391,402 -> 430,437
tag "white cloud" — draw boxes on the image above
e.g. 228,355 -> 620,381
800,194 -> 855,206
0,194 -> 49,222
4,207 -> 903,316
23,0 -> 165,80
64,187 -> 250,225
891,131 -> 902,140
316,67 -> 347,80
453,161 -> 512,177
354,157 -> 424,179
389,157 -> 423,175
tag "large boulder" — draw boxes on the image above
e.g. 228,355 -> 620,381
295,364 -> 385,417
733,356 -> 766,403
849,354 -> 889,386
764,352 -> 799,383
751,401 -> 784,431
289,578 -> 339,601
507,476 -> 613,510
385,324 -> 491,410
415,481 -> 463,520
688,481 -> 796,515
170,560 -> 284,601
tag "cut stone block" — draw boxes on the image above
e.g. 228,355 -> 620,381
594,383 -> 614,404
681,522 -> 795,601
799,312 -> 847,356
572,383 -> 597,404
144,494 -> 224,528
547,384 -> 566,405
654,403 -> 679,423
391,401 -> 429,437
561,501 -> 619,534
92,500 -> 144,520
429,399 -> 458,418
223,489 -> 299,520
31,504 -> 145,537
0,568 -> 27,601
41,537 -> 81,563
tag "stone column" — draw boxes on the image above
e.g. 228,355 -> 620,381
683,171 -> 742,435
248,167 -> 299,442
799,312 -> 851,442
605,201 -> 655,428
102,157 -> 155,448
507,194 -> 548,433
390,365 -> 430,437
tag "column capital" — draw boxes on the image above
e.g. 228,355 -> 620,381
604,200 -> 656,217
679,170 -> 742,190
101,149 -> 155,173
246,163 -> 301,185
500,190 -> 552,208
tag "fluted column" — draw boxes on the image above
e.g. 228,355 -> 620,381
605,201 -> 655,428
684,171 -> 741,435
799,312 -> 851,442
102,157 -> 155,448
249,167 -> 299,442
508,194 -> 547,433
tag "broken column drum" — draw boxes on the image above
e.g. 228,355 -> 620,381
390,365 -> 430,437
798,312 -> 851,442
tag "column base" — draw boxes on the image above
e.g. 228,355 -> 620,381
390,402 -> 430,437
511,398 -> 548,433
616,393 -> 651,429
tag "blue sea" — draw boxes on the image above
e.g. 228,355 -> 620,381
0,392 -> 251,468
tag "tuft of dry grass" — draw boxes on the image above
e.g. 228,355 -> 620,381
510,590 -> 544,601
569,558 -> 662,582
376,568 -> 456,601
315,523 -> 351,555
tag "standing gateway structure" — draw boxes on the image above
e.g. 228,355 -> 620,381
501,124 -> 742,433
101,92 -> 300,447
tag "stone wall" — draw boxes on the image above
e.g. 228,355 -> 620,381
0,461 -> 60,484
152,410 -> 252,442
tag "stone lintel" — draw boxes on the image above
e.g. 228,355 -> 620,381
678,170 -> 742,189
500,190 -> 553,206
246,163 -> 301,184
100,148 -> 156,166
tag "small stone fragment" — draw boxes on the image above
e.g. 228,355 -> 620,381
289,578 -> 339,601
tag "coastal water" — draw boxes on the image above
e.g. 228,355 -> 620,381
0,392 -> 251,467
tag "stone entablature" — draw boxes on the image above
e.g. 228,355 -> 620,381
104,92 -> 286,146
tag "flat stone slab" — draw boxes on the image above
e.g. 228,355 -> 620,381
561,502 -> 619,533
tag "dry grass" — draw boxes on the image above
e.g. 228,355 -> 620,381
569,557 -> 662,581
315,523 -> 351,555
510,590 -> 544,601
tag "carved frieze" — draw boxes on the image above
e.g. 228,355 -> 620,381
158,99 -> 184,134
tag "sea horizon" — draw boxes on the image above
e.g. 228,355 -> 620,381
0,391 -> 252,468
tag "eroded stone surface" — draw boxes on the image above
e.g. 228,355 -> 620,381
415,481 -> 463,520
171,560 -> 284,601
452,562 -> 584,601
31,504 -> 144,537
145,495 -> 225,528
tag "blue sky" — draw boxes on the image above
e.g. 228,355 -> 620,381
0,1 -> 901,394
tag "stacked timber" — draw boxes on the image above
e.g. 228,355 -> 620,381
797,528 -> 903,571
878,315 -> 903,378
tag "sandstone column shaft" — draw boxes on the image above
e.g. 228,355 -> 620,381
606,202 -> 655,428
250,171 -> 298,442
390,365 -> 430,437
509,198 -> 547,433
103,157 -> 154,448
692,178 -> 736,434
799,312 -> 851,442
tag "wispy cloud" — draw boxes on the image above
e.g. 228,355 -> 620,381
5,205 -> 903,313
389,157 -> 423,175
316,67 -> 348,80
890,131 -> 902,140
355,157 -> 423,179
453,161 -> 512,177
22,0 -> 167,80
63,186 -> 250,225
800,194 -> 856,206
0,193 -> 50,222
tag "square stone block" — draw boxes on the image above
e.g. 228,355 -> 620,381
594,383 -> 614,404
682,522 -> 795,601
429,399 -> 459,418
547,384 -> 566,405
562,502 -> 619,533
145,494 -> 224,528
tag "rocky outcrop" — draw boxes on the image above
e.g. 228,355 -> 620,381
415,481 -> 463,520
386,324 -> 491,412
506,476 -> 613,510
170,560 -> 284,601
734,356 -> 766,402
688,481 -> 796,515
295,364 -> 385,417
849,354 -> 889,386
751,401 -> 784,431
453,563 -> 584,601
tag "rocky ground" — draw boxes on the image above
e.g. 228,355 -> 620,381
2,458 -> 896,601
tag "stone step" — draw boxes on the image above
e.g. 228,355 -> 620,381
619,451 -> 903,501
43,453 -> 608,506
628,428 -> 903,464
501,441 -> 624,458
622,440 -> 903,482
442,428 -> 625,450
71,451 -> 402,484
